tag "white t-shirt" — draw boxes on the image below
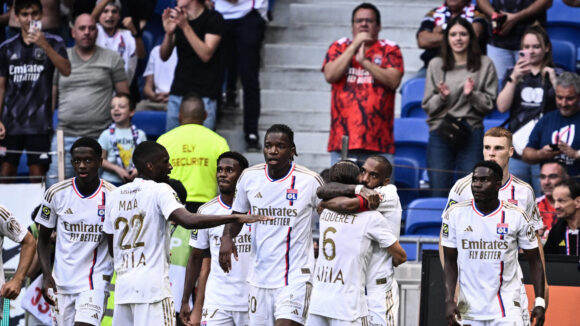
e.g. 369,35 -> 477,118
441,200 -> 538,320
446,173 -> 543,231
309,209 -> 397,321
0,205 -> 28,287
35,179 -> 115,294
214,0 -> 268,20
231,162 -> 323,288
189,196 -> 251,311
97,126 -> 147,184
103,178 -> 183,304
96,24 -> 137,82
366,184 -> 402,293
143,45 -> 177,94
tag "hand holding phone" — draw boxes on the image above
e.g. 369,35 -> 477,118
519,51 -> 530,62
549,143 -> 559,151
29,20 -> 41,33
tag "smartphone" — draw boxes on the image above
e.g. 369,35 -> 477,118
519,51 -> 530,62
549,143 -> 559,151
29,20 -> 42,33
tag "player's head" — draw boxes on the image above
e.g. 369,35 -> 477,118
179,92 -> 206,125
359,156 -> 392,188
351,3 -> 381,40
264,124 -> 297,173
166,178 -> 187,204
552,179 -> 580,220
216,151 -> 248,194
99,0 -> 122,33
72,14 -> 98,51
555,72 -> 580,117
111,93 -> 135,126
15,0 -> 42,30
133,141 -> 172,183
70,137 -> 103,182
471,160 -> 502,202
540,160 -> 569,200
329,160 -> 360,185
483,127 -> 513,171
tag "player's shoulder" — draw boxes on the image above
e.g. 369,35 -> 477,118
451,173 -> 473,195
334,37 -> 351,46
502,201 -> 530,221
198,197 -> 219,213
378,39 -> 399,49
511,175 -> 535,196
102,180 -> 117,192
239,163 -> 266,180
443,200 -> 472,219
0,34 -> 19,50
44,179 -> 73,202
375,184 -> 399,197
294,164 -> 324,185
0,205 -> 11,220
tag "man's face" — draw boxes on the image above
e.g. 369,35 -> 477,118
17,5 -> 42,31
540,163 -> 567,199
446,0 -> 469,13
351,8 -> 380,40
552,186 -> 579,220
149,149 -> 173,183
71,147 -> 102,183
555,85 -> 580,117
483,136 -> 513,171
217,158 -> 242,194
359,158 -> 388,188
72,14 -> 98,51
263,132 -> 294,173
99,4 -> 120,32
471,166 -> 500,202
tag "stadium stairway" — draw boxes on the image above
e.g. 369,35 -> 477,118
216,0 -> 441,173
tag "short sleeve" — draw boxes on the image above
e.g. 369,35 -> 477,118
143,46 -> 158,77
383,43 -> 404,74
231,174 -> 250,213
0,206 -> 27,243
445,183 -> 463,214
103,194 -> 114,234
417,11 -> 435,34
440,209 -> 457,248
206,11 -> 226,36
98,129 -> 111,152
524,190 -> 544,231
157,183 -> 185,220
35,190 -> 59,229
137,129 -> 147,143
110,52 -> 127,83
518,213 -> 539,250
321,40 -> 347,71
52,36 -> 68,60
366,212 -> 397,248
189,228 -> 209,250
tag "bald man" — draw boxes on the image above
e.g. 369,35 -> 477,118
157,92 -> 230,212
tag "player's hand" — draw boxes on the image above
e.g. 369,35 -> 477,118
438,81 -> 450,101
0,277 -> 24,299
530,306 -> 545,326
189,303 -> 203,326
463,77 -> 474,96
162,8 -> 177,34
445,301 -> 462,326
0,121 -> 5,139
233,213 -> 272,224
179,302 -> 192,325
360,187 -> 381,209
355,44 -> 367,65
41,275 -> 57,306
219,235 -> 238,273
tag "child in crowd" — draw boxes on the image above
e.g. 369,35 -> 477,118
98,93 -> 147,185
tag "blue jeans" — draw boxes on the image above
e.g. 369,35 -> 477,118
166,95 -> 218,132
509,157 -> 541,196
330,151 -> 395,182
427,128 -> 484,197
46,135 -> 80,188
486,44 -> 520,81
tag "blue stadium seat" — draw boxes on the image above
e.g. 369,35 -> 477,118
400,78 -> 426,118
394,118 -> 429,169
399,237 -> 438,261
132,111 -> 167,141
484,119 -> 505,132
404,197 -> 447,236
547,0 -> 580,65
154,0 -> 175,15
551,39 -> 577,72
394,156 -> 421,209
17,151 -> 29,177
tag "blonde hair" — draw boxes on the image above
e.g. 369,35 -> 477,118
484,127 -> 512,147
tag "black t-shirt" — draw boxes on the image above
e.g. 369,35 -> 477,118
170,9 -> 225,99
544,218 -> 579,256
0,33 -> 68,135
489,0 -> 547,50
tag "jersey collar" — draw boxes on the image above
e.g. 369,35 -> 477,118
472,199 -> 503,217
264,162 -> 295,182
499,174 -> 513,191
218,195 -> 232,209
72,178 -> 103,199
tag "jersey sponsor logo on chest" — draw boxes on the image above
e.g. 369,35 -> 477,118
497,223 -> 509,235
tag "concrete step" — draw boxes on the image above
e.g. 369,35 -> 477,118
261,66 -> 329,91
217,107 -> 329,132
261,89 -> 330,111
219,129 -> 328,153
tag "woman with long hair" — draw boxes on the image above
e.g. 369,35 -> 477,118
422,16 -> 498,197
496,24 -> 558,194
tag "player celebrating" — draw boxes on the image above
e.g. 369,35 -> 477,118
219,124 -> 324,326
442,161 -> 545,326
180,151 -> 250,325
103,141 -> 267,326
307,160 -> 406,325
36,137 -> 115,326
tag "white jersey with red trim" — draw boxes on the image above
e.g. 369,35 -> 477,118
441,200 -> 538,320
35,178 -> 116,294
231,162 -> 323,288
310,209 -> 397,321
446,173 -> 543,231
103,178 -> 183,304
0,205 -> 28,287
189,196 -> 251,311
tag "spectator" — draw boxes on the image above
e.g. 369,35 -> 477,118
92,0 -> 145,83
7,0 -> 62,39
97,93 -> 146,185
523,72 -> 580,178
138,44 -> 177,111
544,179 -> 580,256
160,0 -> 225,131
0,0 -> 70,182
476,0 -> 552,79
496,23 -> 558,194
214,0 -> 268,151
47,13 -> 129,187
537,160 -> 569,241
422,16 -> 497,197
322,2 -> 404,166
416,0 -> 487,77
157,93 -> 230,213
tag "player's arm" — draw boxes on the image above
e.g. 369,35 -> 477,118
523,247 -> 546,326
0,76 -> 5,139
218,215 -> 245,273
1,232 -> 35,299
320,193 -> 378,214
37,225 -> 57,305
168,208 -> 268,229
386,241 -> 406,267
190,256 -> 210,326
317,182 -> 379,203
106,233 -> 113,257
536,232 -> 549,307
180,247 -> 206,324
443,246 -> 462,326
357,57 -> 402,90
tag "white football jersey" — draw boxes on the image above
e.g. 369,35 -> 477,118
0,205 -> 28,287
189,196 -> 251,311
366,184 -> 402,293
441,200 -> 538,320
446,173 -> 543,231
35,178 -> 115,294
309,209 -> 397,321
103,178 -> 183,304
231,162 -> 323,288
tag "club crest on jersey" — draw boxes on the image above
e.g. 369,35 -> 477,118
97,205 -> 105,217
497,223 -> 509,235
373,55 -> 382,65
286,189 -> 298,206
